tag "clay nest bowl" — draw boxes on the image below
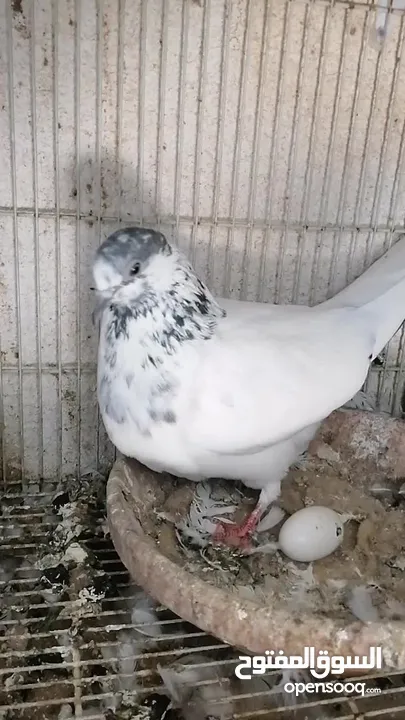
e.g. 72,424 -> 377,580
107,409 -> 405,671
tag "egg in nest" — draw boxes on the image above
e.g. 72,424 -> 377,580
278,506 -> 345,562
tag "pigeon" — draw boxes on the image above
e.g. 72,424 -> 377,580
92,227 -> 405,548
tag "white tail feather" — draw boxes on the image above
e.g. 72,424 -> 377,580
323,235 -> 405,357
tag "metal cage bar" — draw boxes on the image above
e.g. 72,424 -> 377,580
1,0 -> 405,474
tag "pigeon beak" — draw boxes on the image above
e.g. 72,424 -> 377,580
92,293 -> 111,326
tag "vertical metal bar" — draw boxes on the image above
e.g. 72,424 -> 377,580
257,1 -> 290,303
372,19 -> 405,258
52,0 -> 63,483
30,1 -> 44,481
331,10 -> 370,286
318,9 -> 350,298
71,644 -> 83,717
372,17 -> 405,411
292,6 -> 331,304
388,110 -> 405,414
275,2 -> 311,304
174,0 -> 189,244
138,0 -> 147,226
189,0 -> 210,265
309,6 -> 349,306
367,22 -> 404,409
222,0 -> 253,297
95,0 -> 103,471
74,0 -> 82,479
155,0 -> 168,230
367,23 -> 404,260
5,0 -> 25,485
107,0 -> 126,467
116,0 -> 125,229
385,119 -> 405,245
332,13 -> 384,290
0,331 -> 5,487
240,0 -> 271,301
308,6 -> 369,325
206,0 -> 231,288
392,330 -> 405,416
95,0 -> 103,234
346,9 -> 393,404
71,2 -> 85,707
388,325 -> 405,415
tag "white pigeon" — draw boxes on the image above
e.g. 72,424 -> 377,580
93,227 -> 405,547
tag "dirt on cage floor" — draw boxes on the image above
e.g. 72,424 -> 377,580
1,466 -> 405,720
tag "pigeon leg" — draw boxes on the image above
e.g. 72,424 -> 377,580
212,481 -> 281,549
212,506 -> 263,548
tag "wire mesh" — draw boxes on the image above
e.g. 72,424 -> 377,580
2,1 -> 405,713
2,0 -> 405,482
2,479 -> 405,720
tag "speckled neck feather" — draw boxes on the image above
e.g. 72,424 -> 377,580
98,262 -> 226,435
105,263 -> 226,354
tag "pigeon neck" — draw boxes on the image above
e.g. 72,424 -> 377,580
155,272 -> 226,349
104,267 -> 226,355
98,270 -> 226,437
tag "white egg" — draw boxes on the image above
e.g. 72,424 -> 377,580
278,505 -> 344,562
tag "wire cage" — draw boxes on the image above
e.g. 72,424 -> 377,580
2,0 -> 405,718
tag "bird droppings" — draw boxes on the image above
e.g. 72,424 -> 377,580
63,541 -> 88,564
12,0 -> 23,15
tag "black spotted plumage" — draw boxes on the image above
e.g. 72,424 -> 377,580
94,227 -> 227,433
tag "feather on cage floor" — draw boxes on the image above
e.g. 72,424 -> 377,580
0,470 -> 349,720
3,413 -> 405,719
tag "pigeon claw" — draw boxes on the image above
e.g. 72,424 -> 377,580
212,507 -> 262,550
212,522 -> 252,550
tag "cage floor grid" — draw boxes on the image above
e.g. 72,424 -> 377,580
1,477 -> 405,720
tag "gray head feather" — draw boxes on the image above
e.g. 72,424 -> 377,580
93,225 -> 226,345
92,227 -> 171,325
97,226 -> 170,274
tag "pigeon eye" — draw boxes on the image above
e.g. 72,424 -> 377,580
129,262 -> 141,277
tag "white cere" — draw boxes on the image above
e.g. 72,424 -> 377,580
278,505 -> 344,562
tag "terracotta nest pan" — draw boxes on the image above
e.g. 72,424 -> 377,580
107,409 -> 405,670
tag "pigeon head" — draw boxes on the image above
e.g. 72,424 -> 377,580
92,225 -> 226,338
93,226 -> 172,294
92,226 -> 180,323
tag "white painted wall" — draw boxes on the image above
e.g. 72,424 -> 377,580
1,0 -> 405,481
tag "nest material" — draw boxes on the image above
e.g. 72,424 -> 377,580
106,409 -> 405,669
